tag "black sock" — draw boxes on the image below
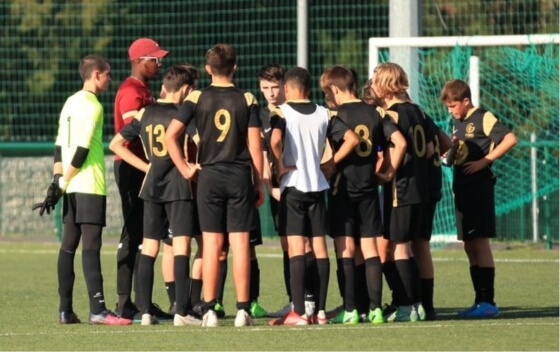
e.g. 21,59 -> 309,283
421,278 -> 434,311
409,258 -> 421,304
478,267 -> 496,306
190,279 -> 202,308
236,301 -> 251,313
290,255 -> 306,315
336,259 -> 345,299
174,255 -> 189,316
133,248 -> 141,306
354,263 -> 369,314
394,259 -> 414,306
304,252 -> 317,303
470,265 -> 480,304
116,241 -> 138,310
382,260 -> 398,306
250,258 -> 260,302
137,254 -> 156,313
165,281 -> 176,307
282,251 -> 291,301
316,258 -> 330,312
82,250 -> 106,314
57,250 -> 75,312
216,259 -> 228,304
339,258 -> 355,311
365,257 -> 382,310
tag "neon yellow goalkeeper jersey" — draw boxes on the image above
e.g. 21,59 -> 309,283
55,90 -> 106,195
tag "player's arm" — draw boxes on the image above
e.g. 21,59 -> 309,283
262,150 -> 280,201
248,126 -> 264,207
270,117 -> 286,182
380,129 -> 406,182
166,119 -> 199,180
464,132 -> 517,175
328,116 -> 359,164
110,133 -> 149,173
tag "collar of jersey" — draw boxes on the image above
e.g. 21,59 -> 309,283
385,97 -> 406,109
211,83 -> 234,87
339,98 -> 362,105
461,107 -> 478,121
285,99 -> 310,103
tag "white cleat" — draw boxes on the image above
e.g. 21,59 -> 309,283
234,309 -> 254,327
201,310 -> 218,327
141,313 -> 158,326
174,313 -> 202,326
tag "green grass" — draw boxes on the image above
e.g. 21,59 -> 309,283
0,239 -> 558,351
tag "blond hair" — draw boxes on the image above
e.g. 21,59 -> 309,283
371,62 -> 409,98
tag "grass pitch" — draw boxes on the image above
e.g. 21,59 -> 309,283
0,240 -> 558,351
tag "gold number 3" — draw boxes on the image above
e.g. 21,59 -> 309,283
214,109 -> 231,142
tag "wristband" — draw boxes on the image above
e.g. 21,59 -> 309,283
58,177 -> 68,191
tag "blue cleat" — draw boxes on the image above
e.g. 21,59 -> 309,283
463,302 -> 499,318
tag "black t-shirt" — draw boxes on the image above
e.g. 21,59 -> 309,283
330,99 -> 397,199
177,84 -> 261,168
383,101 -> 434,207
452,107 -> 511,188
424,115 -> 444,202
119,101 -> 193,202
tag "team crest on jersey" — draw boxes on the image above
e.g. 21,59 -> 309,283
455,140 -> 468,165
465,123 -> 476,138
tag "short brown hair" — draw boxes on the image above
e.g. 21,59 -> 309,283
206,43 -> 236,76
79,55 -> 109,81
320,65 -> 356,94
284,67 -> 311,95
440,79 -> 471,102
371,62 -> 409,98
163,65 -> 197,93
258,64 -> 285,83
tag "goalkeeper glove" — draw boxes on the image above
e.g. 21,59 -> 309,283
32,174 -> 64,216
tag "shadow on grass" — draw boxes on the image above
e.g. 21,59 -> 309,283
435,306 -> 560,320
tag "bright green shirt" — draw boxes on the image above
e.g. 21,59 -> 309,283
55,90 -> 106,195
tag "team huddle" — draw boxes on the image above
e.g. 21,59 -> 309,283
33,37 -> 517,327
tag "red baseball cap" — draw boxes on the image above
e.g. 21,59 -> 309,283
128,38 -> 169,61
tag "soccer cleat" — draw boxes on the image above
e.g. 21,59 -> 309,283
174,313 -> 202,326
168,302 -> 177,315
463,302 -> 499,318
115,302 -> 140,320
88,310 -> 132,325
234,309 -> 254,327
328,309 -> 359,324
310,310 -> 327,325
304,300 -> 316,317
150,303 -> 174,321
268,311 -> 309,326
267,302 -> 293,318
141,313 -> 158,326
325,304 -> 343,319
214,302 -> 226,318
367,308 -> 385,324
59,311 -> 81,324
250,300 -> 268,318
458,303 -> 478,317
202,310 -> 218,327
415,303 -> 426,321
386,305 -> 419,323
381,303 -> 397,319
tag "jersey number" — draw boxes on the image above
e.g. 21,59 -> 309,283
145,124 -> 167,157
432,134 -> 441,167
214,109 -> 231,142
354,124 -> 373,157
408,124 -> 426,158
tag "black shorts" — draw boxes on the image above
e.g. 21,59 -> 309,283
383,203 -> 427,243
114,159 -> 144,236
278,187 -> 327,237
197,165 -> 255,233
328,191 -> 383,239
143,200 -> 200,241
63,193 -> 106,226
224,205 -> 263,247
454,179 -> 496,241
420,200 -> 438,241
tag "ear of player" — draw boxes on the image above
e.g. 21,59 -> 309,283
31,174 -> 64,216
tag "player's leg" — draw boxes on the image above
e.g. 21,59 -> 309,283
215,243 -> 229,318
162,241 -> 175,313
189,235 -> 203,316
249,214 -> 268,317
57,194 -> 82,324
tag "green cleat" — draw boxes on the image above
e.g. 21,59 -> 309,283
367,308 -> 385,324
214,302 -> 226,318
328,309 -> 359,324
250,300 -> 268,318
386,305 -> 419,323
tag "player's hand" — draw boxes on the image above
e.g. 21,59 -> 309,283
32,175 -> 63,216
254,181 -> 265,207
183,163 -> 201,180
320,158 -> 336,180
277,164 -> 296,183
463,158 -> 491,175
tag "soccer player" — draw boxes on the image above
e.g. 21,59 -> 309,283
48,54 -> 131,325
320,65 -> 406,324
370,62 -> 434,322
109,65 -> 202,326
165,43 -> 264,327
113,37 -> 173,320
268,67 -> 358,326
440,79 -> 517,318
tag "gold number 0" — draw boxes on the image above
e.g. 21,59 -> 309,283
409,124 -> 426,158
354,124 -> 373,157
145,124 -> 167,157
214,109 -> 231,142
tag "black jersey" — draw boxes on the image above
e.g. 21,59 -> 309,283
330,99 -> 397,199
177,84 -> 260,168
384,100 -> 434,207
452,107 -> 511,187
424,115 -> 443,202
259,103 -> 274,155
119,101 -> 193,202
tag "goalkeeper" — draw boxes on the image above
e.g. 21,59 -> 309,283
33,55 -> 131,326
